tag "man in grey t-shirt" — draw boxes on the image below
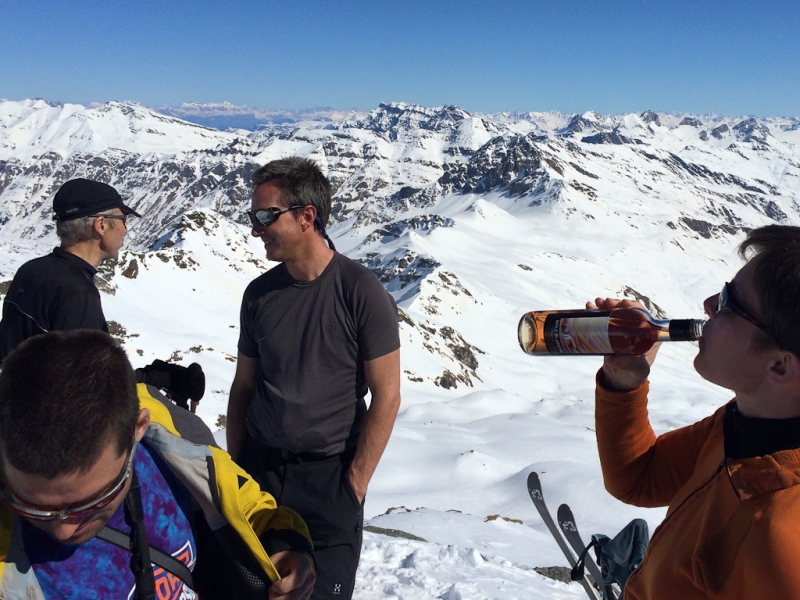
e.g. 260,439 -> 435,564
227,157 -> 401,600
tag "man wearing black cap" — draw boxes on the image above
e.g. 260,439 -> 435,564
0,178 -> 139,363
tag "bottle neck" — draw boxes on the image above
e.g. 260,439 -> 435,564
666,319 -> 705,342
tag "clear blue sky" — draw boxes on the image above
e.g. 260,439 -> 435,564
1,0 -> 798,117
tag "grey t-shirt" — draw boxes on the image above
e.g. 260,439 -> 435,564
239,252 -> 400,456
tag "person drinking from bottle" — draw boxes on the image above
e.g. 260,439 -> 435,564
593,224 -> 800,599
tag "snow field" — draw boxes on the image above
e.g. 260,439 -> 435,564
355,531 -> 582,599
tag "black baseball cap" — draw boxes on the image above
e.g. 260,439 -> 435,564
53,178 -> 141,222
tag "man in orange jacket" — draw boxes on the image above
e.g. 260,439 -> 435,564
593,225 -> 800,600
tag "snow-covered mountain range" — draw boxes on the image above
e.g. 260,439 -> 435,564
1,97 -> 799,598
3,99 -> 799,250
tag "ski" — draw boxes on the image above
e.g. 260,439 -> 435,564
527,472 -> 601,600
558,504 -> 618,600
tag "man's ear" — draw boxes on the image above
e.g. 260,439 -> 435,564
766,351 -> 800,385
135,408 -> 151,442
298,205 -> 317,232
91,216 -> 105,236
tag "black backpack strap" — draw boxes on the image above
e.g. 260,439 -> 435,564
123,469 -> 156,600
97,525 -> 195,591
571,537 -> 599,582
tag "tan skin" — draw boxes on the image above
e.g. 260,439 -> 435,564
65,208 -> 128,268
347,348 -> 401,501
3,408 -> 315,599
227,184 -> 402,502
250,184 -> 334,281
593,256 -> 800,418
2,409 -> 152,545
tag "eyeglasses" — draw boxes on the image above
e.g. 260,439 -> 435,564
89,214 -> 128,225
716,282 -> 771,335
246,206 -> 304,230
0,441 -> 136,521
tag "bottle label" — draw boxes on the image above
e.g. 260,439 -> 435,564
545,315 -> 612,354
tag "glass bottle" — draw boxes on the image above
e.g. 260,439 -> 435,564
518,307 -> 705,356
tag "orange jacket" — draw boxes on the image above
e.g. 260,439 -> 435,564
596,372 -> 800,600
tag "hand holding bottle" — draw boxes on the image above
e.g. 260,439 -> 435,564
589,298 -> 659,392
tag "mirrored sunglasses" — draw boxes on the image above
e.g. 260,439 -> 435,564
246,206 -> 304,230
0,441 -> 136,521
716,282 -> 771,335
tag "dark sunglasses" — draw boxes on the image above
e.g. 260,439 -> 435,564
246,206 -> 304,230
0,440 -> 136,521
716,282 -> 771,335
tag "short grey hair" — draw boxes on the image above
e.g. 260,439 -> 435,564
56,209 -> 118,247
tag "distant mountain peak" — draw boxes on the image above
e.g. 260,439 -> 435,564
640,110 -> 661,125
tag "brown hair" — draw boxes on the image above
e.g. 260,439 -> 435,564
251,157 -> 332,229
0,330 -> 139,476
739,225 -> 800,357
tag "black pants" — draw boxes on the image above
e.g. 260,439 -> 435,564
240,437 -> 364,600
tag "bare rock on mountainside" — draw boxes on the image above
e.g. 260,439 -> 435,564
1,100 -> 797,255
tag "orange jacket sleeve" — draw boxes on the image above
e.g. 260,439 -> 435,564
595,370 -> 716,507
